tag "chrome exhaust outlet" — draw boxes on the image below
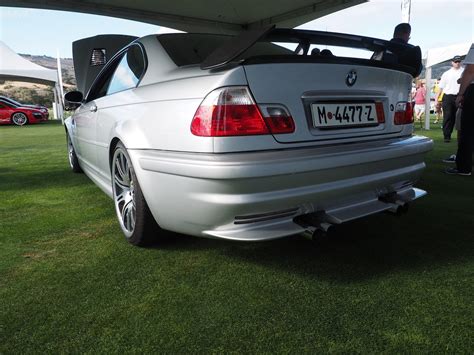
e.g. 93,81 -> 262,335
295,214 -> 335,240
386,200 -> 409,215
302,226 -> 331,240
380,192 -> 411,216
301,225 -> 318,240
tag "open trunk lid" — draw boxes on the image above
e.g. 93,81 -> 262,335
244,60 -> 413,143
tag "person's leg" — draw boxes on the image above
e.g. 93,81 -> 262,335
455,85 -> 474,173
442,95 -> 456,141
434,103 -> 441,123
419,107 -> 425,129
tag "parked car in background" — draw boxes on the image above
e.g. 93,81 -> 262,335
0,96 -> 49,118
0,98 -> 49,125
64,27 -> 432,246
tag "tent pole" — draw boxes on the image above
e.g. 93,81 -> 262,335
56,50 -> 65,122
424,66 -> 431,130
53,85 -> 59,120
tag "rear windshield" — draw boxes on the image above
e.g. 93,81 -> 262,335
158,33 -> 292,67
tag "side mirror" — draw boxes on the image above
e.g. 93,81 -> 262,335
64,91 -> 84,110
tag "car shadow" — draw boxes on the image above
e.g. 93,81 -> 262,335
155,211 -> 473,283
0,167 -> 91,192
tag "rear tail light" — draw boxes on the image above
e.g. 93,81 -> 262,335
394,101 -> 414,125
375,102 -> 385,123
191,86 -> 295,137
260,106 -> 295,134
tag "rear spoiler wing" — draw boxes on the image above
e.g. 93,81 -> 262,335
201,27 -> 422,77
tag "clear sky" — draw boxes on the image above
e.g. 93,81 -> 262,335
0,0 -> 473,58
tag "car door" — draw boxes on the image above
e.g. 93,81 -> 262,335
72,100 -> 99,169
0,102 -> 12,124
77,53 -> 125,173
94,44 -> 147,180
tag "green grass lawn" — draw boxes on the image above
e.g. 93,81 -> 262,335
1,120 -> 473,353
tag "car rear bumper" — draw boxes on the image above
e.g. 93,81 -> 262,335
128,135 -> 433,241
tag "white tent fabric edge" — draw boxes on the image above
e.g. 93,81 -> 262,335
0,0 -> 367,34
0,41 -> 57,84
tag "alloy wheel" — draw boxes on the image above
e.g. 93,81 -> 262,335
67,136 -> 75,169
112,148 -> 136,237
12,113 -> 28,126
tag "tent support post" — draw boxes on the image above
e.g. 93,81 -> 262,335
424,66 -> 431,130
53,85 -> 59,120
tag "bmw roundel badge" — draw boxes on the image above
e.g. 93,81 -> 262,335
346,70 -> 357,87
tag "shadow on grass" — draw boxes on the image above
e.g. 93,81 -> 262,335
0,167 -> 91,192
154,211 -> 472,283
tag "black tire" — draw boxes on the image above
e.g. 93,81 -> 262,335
111,141 -> 162,246
67,134 -> 83,173
11,112 -> 28,126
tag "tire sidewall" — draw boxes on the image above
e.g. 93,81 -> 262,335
67,134 -> 82,173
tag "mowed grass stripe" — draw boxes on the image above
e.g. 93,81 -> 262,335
0,121 -> 473,353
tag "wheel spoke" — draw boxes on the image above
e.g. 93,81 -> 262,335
121,200 -> 134,232
118,153 -> 131,185
127,165 -> 132,183
116,155 -> 126,181
120,201 -> 129,224
130,206 -> 136,230
116,190 -> 127,204
114,174 -> 128,189
120,154 -> 127,176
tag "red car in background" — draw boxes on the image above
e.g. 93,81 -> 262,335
0,98 -> 49,126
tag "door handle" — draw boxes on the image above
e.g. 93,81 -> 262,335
90,105 -> 97,112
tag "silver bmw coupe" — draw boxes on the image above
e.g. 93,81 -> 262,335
64,27 -> 432,246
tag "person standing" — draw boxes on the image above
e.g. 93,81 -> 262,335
433,78 -> 443,124
437,56 -> 464,142
446,44 -> 474,176
413,82 -> 426,123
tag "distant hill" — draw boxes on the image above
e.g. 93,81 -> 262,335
19,54 -> 76,86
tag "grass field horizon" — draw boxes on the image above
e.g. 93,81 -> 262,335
1,120 -> 472,353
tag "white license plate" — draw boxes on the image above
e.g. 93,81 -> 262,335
311,103 -> 378,128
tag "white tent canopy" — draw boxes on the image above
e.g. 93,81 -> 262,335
0,0 -> 366,34
425,42 -> 471,68
0,41 -> 57,85
0,40 -> 64,120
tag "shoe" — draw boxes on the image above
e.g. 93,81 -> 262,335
444,138 -> 451,143
445,167 -> 471,176
442,154 -> 456,163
